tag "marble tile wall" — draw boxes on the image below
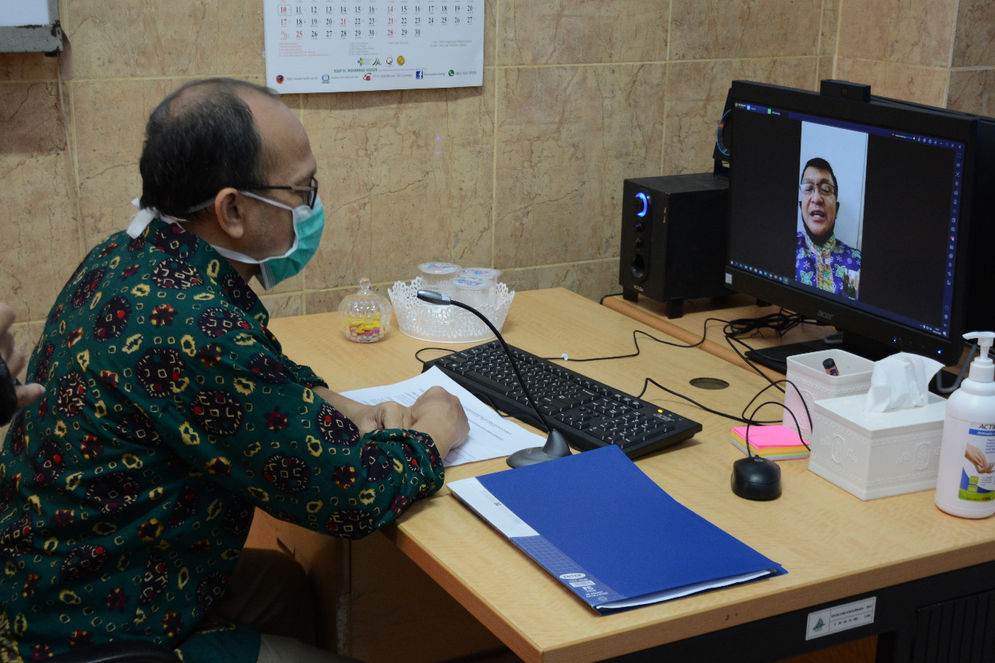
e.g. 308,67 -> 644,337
0,0 -> 992,357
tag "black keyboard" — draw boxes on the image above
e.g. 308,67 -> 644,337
423,340 -> 702,458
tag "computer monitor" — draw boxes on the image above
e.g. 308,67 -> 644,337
723,79 -> 995,371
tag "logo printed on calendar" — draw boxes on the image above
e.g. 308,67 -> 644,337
264,0 -> 483,93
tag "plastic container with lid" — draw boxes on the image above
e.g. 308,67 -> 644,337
339,278 -> 391,343
458,267 -> 502,283
417,262 -> 461,296
451,276 -> 491,309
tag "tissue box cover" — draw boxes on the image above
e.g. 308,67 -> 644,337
784,350 -> 875,436
809,393 -> 946,500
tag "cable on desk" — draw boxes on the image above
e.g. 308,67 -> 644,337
741,399 -> 811,455
413,315 -> 813,434
598,291 -> 624,305
635,373 -> 811,432
724,310 -> 812,338
538,319 -> 731,363
413,318 -> 727,368
636,377 -> 754,424
719,310 -> 824,394
414,346 -> 460,365
741,379 -> 813,433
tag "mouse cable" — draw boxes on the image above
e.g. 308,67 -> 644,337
636,373 -> 811,432
740,377 -> 814,433
635,376 -> 786,426
741,400 -> 810,458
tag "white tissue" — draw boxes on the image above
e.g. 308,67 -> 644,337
864,352 -> 943,412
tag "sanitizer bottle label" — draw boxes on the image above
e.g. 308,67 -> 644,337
958,424 -> 995,502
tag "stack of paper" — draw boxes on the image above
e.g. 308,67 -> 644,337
730,425 -> 810,460
341,366 -> 546,467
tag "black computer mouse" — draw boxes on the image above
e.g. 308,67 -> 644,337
731,456 -> 782,500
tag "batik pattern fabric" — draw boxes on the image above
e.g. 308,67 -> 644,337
795,231 -> 862,299
0,219 -> 445,662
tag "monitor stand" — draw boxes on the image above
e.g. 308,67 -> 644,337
745,333 -> 893,375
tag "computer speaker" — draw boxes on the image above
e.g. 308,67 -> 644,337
619,173 -> 730,317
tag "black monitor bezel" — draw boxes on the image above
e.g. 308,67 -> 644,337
723,80 -> 980,366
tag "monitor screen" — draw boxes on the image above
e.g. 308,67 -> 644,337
724,80 -> 992,368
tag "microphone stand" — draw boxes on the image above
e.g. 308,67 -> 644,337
416,289 -> 571,467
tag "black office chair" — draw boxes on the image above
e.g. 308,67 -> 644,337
48,640 -> 178,663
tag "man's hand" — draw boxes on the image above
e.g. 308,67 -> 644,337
315,385 -> 468,459
352,400 -> 412,433
407,386 -> 469,459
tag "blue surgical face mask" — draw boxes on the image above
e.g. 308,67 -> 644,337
210,193 -> 325,290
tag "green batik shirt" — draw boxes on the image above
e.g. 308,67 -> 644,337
0,219 -> 446,662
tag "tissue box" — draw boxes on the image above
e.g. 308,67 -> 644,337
783,350 -> 875,436
808,393 -> 947,500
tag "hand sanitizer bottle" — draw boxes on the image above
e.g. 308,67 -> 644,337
934,332 -> 995,518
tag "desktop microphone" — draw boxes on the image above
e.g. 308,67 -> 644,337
416,289 -> 571,467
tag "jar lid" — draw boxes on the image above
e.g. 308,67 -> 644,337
459,267 -> 501,281
418,262 -> 462,276
452,276 -> 488,290
338,278 -> 390,311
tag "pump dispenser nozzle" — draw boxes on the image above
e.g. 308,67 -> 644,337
964,331 -> 995,383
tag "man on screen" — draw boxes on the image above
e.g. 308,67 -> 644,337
795,157 -> 861,299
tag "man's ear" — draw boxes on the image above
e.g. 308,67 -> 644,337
213,188 -> 246,240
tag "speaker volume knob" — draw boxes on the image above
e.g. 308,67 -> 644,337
634,222 -> 645,233
635,191 -> 650,218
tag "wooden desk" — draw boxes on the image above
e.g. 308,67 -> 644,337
270,288 -> 995,663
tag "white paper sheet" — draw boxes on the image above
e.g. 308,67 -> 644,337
341,366 -> 545,466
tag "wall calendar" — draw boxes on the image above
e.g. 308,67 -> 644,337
263,0 -> 484,94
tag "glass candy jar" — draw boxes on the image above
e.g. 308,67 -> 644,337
339,278 -> 391,343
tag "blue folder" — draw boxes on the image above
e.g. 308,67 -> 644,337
448,445 -> 786,614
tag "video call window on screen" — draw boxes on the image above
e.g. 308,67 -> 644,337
727,100 -> 964,341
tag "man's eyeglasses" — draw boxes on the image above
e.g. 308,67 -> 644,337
249,176 -> 319,209
799,181 -> 836,197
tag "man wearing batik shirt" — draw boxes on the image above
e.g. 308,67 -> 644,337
795,157 -> 861,299
0,79 -> 467,663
